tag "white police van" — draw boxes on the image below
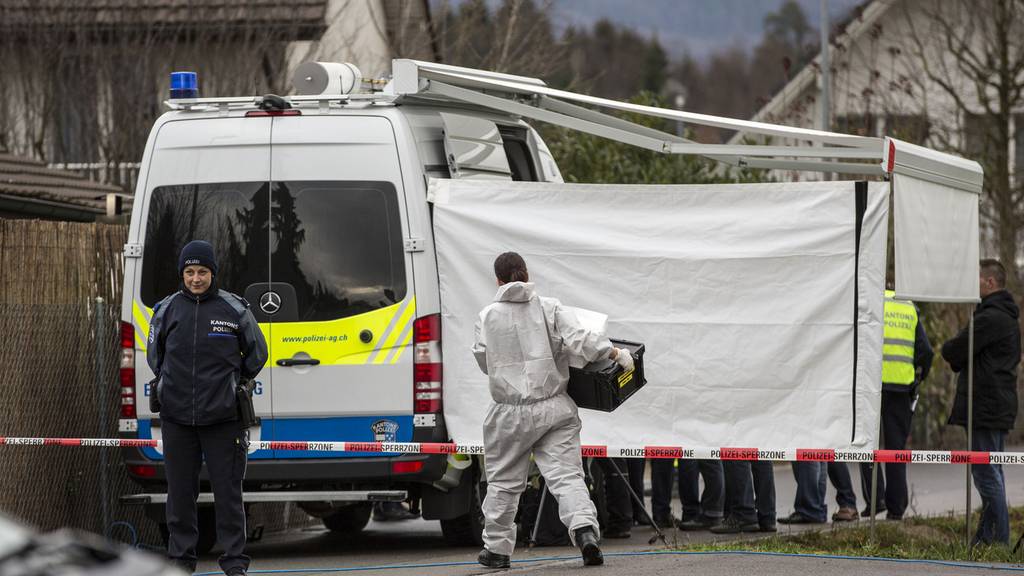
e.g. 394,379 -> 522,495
118,60 -> 565,551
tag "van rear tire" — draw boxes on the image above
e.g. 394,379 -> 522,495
322,503 -> 372,534
440,467 -> 486,546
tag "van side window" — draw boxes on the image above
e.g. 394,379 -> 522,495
140,182 -> 269,307
499,127 -> 538,182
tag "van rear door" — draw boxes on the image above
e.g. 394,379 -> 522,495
134,116 -> 273,459
259,115 -> 415,458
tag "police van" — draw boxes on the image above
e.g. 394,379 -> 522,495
118,60 -> 565,550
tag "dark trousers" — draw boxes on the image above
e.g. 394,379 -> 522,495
723,460 -> 775,526
595,458 -> 633,532
679,460 -> 724,520
650,459 -> 676,521
859,390 -> 912,516
626,459 -> 647,522
971,429 -> 1009,544
652,459 -> 724,521
163,419 -> 249,574
828,462 -> 857,509
791,461 -> 827,522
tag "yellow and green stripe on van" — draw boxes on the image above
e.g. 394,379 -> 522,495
132,297 -> 416,365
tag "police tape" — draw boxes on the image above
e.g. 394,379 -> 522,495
1,437 -> 1022,465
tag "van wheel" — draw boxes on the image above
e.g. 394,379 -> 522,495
440,466 -> 486,546
322,503 -> 372,534
158,507 -> 216,556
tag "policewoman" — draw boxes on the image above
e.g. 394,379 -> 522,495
147,240 -> 268,576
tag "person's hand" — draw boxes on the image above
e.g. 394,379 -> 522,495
614,348 -> 634,372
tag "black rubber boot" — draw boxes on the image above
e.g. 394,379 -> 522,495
477,548 -> 511,569
574,526 -> 604,566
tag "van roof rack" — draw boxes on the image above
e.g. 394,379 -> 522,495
164,92 -> 396,112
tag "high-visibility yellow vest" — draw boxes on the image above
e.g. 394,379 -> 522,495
882,290 -> 918,385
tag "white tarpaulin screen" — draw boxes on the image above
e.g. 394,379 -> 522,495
430,179 -> 888,450
893,174 -> 980,303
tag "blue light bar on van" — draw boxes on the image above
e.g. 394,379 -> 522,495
169,71 -> 198,99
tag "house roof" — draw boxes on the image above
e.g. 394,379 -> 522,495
741,0 -> 893,128
0,153 -> 128,219
0,0 -> 440,62
0,0 -> 328,38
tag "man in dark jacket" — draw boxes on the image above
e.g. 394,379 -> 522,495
942,259 -> 1021,545
148,240 -> 268,575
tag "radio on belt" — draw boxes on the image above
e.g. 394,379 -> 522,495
567,339 -> 646,412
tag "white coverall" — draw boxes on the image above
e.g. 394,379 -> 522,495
472,281 -> 613,556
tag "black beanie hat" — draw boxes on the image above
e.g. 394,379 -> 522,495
178,240 -> 218,275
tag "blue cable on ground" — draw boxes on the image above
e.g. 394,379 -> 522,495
191,549 -> 1024,574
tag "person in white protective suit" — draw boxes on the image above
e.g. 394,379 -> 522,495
472,252 -> 635,569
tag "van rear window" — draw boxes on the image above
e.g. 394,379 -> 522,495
140,181 -> 407,322
140,182 -> 268,308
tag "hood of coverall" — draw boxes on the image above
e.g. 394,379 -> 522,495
494,281 -> 535,303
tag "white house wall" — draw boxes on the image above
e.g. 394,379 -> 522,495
286,0 -> 393,88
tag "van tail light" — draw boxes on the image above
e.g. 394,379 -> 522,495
392,461 -> 424,474
245,109 -> 301,117
120,321 -> 136,419
413,314 -> 442,414
128,464 -> 156,478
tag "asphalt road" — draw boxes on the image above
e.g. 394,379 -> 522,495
191,462 -> 1024,575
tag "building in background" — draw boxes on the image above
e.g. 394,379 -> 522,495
0,0 -> 436,201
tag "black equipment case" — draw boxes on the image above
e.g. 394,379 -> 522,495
567,339 -> 646,412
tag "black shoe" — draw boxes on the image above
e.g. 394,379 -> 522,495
676,516 -> 722,531
574,527 -> 604,566
225,569 -> 247,576
885,512 -> 904,521
759,522 -> 777,532
778,512 -> 824,525
860,506 -> 886,518
633,516 -> 652,527
478,548 -> 510,569
603,528 -> 632,539
373,502 -> 420,521
709,515 -> 760,534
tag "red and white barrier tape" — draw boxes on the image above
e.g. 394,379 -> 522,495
0,437 -> 1019,465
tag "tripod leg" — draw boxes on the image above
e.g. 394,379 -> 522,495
607,458 -> 667,545
528,481 -> 548,548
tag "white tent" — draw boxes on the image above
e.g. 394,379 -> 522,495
386,59 -> 983,451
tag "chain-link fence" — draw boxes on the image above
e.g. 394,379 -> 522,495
0,300 -> 160,543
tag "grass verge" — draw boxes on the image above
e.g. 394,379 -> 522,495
678,508 -> 1024,563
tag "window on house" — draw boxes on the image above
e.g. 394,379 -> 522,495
837,114 -> 877,137
885,115 -> 930,145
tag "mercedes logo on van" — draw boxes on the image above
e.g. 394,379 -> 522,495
259,291 -> 281,315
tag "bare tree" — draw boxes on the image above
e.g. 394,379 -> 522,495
0,0 -> 322,188
901,0 -> 1024,291
433,0 -> 564,80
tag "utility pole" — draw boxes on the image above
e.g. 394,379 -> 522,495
820,0 -> 832,180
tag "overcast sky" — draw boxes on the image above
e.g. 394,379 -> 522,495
437,0 -> 866,61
